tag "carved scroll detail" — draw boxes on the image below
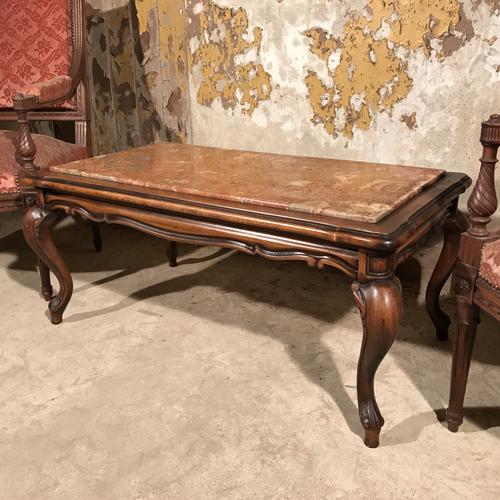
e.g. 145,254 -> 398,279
46,200 -> 359,278
14,108 -> 37,170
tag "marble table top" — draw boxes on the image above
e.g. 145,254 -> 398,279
49,143 -> 445,223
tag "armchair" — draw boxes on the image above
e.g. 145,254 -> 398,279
447,114 -> 500,432
0,0 -> 101,295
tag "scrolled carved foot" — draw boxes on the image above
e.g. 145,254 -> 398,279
352,277 -> 402,448
49,309 -> 63,325
360,400 -> 385,448
48,295 -> 66,325
364,429 -> 381,449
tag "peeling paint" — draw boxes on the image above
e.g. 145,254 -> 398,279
440,4 -> 475,58
86,0 -> 499,189
87,0 -> 190,153
136,0 -> 155,36
136,0 -> 190,143
157,0 -> 189,78
188,0 -> 272,115
400,112 -> 418,130
304,0 -> 477,138
473,0 -> 500,14
157,0 -> 191,142
108,8 -> 139,148
87,10 -> 117,154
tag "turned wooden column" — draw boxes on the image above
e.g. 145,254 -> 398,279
14,105 -> 37,171
467,114 -> 499,238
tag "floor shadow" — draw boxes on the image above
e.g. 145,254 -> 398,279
1,219 -> 201,292
388,252 -> 500,443
179,248 -> 231,267
379,407 -> 500,447
435,407 -> 500,430
3,221 -> 499,445
4,220 -> 362,439
62,247 -> 362,438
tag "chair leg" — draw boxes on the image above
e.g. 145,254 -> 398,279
38,258 -> 53,301
447,301 -> 480,432
91,223 -> 103,252
166,241 -> 178,267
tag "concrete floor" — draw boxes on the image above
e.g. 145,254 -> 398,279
0,211 -> 499,499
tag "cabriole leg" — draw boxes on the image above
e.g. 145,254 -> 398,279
426,209 -> 469,340
22,207 -> 73,325
352,277 -> 402,448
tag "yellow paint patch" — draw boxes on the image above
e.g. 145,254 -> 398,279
189,0 -> 272,115
305,0 -> 467,138
135,0 -> 156,35
158,0 -> 189,85
367,0 -> 460,54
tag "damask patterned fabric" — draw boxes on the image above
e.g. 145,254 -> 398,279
0,0 -> 75,109
0,130 -> 87,195
21,75 -> 73,104
479,237 -> 500,291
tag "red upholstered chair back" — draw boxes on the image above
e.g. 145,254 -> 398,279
0,0 -> 89,212
0,0 -> 74,109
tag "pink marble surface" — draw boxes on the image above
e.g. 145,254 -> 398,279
50,143 -> 445,223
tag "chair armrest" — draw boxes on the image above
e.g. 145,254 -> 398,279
11,76 -> 75,170
21,75 -> 73,104
13,75 -> 73,111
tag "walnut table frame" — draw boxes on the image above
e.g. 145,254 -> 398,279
20,144 -> 471,448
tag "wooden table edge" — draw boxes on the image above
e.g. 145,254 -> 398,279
23,170 -> 471,252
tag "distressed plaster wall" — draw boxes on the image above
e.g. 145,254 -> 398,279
86,0 -> 499,192
86,0 -> 191,154
186,0 -> 500,187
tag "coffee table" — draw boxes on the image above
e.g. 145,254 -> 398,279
21,143 -> 471,447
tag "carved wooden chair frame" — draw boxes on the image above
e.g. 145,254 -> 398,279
447,114 -> 500,432
0,0 -> 90,212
